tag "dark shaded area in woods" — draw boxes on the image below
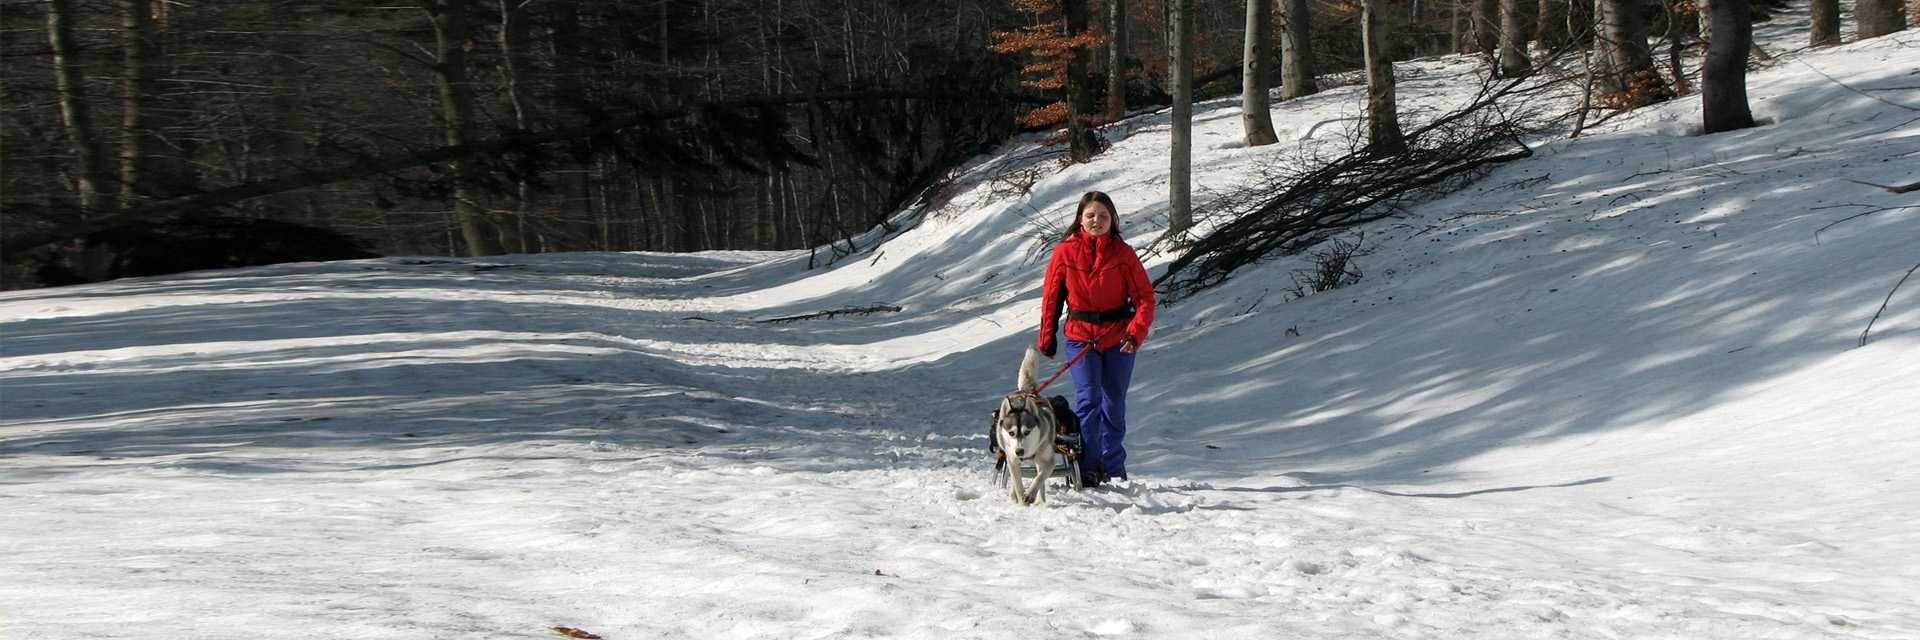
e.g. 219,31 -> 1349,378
1,0 -> 1833,288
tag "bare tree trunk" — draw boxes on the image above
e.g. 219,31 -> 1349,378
1702,0 -> 1756,133
1856,0 -> 1909,38
1169,0 -> 1194,237
1065,0 -> 1100,163
1280,0 -> 1319,99
1569,0 -> 1596,44
1499,0 -> 1533,77
1472,0 -> 1500,60
1363,0 -> 1408,155
1809,0 -> 1841,46
425,0 -> 503,256
1243,0 -> 1280,146
549,0 -> 592,252
46,0 -> 111,218
1106,0 -> 1128,121
119,0 -> 160,209
498,0 -> 532,253
1452,0 -> 1464,52
1666,0 -> 1698,96
757,7 -> 780,247
269,33 -> 314,222
1594,0 -> 1672,107
1537,0 -> 1569,56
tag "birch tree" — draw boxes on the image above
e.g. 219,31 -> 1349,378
1363,0 -> 1407,155
1243,0 -> 1280,146
1498,0 -> 1532,77
1169,0 -> 1194,237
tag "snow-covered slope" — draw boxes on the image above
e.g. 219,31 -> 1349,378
3,20 -> 1917,640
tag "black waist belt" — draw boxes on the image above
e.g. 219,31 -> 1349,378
1066,305 -> 1134,323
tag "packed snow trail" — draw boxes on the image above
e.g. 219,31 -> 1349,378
5,250 -> 1915,638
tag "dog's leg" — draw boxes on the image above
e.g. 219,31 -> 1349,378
1030,458 -> 1052,505
1006,456 -> 1027,504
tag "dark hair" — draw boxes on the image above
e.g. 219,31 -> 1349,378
1062,191 -> 1122,241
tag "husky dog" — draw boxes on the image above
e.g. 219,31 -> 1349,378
995,347 -> 1058,505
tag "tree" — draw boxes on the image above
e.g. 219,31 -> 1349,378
1243,0 -> 1280,146
1665,0 -> 1700,96
1499,0 -> 1533,77
423,0 -> 504,256
1064,0 -> 1100,162
1856,0 -> 1909,38
497,0 -> 535,253
45,0 -> 111,217
1472,0 -> 1499,62
1363,0 -> 1407,155
1809,0 -> 1841,46
4,0 -> 1080,283
1280,0 -> 1318,99
1537,0 -> 1569,56
1106,0 -> 1128,121
118,0 -> 160,208
1568,0 -> 1596,45
1594,0 -> 1672,108
991,0 -> 1103,163
1702,0 -> 1756,133
1169,0 -> 1194,237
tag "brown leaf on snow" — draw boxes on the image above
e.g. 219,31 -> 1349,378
550,626 -> 602,639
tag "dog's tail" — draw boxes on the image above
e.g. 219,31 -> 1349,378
1018,346 -> 1044,392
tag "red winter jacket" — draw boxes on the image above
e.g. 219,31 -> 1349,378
1038,230 -> 1157,352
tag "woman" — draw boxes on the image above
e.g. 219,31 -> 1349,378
1036,191 -> 1156,487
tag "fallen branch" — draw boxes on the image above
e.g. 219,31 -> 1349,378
758,304 -> 903,323
1155,104 -> 1541,300
1844,178 -> 1920,194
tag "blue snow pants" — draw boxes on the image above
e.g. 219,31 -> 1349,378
1064,339 -> 1136,482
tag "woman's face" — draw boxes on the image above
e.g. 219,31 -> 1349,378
1080,201 -> 1113,237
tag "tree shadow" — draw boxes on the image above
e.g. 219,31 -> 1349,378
1217,475 -> 1612,499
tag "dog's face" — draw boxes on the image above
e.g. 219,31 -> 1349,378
996,394 -> 1054,460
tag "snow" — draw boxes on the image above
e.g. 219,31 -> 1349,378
4,17 -> 1919,640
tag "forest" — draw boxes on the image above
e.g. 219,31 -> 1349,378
0,0 -> 1908,288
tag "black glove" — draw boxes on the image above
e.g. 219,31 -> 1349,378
1038,336 -> 1057,359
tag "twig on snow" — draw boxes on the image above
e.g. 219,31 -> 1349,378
1813,204 -> 1920,244
1860,262 -> 1920,348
